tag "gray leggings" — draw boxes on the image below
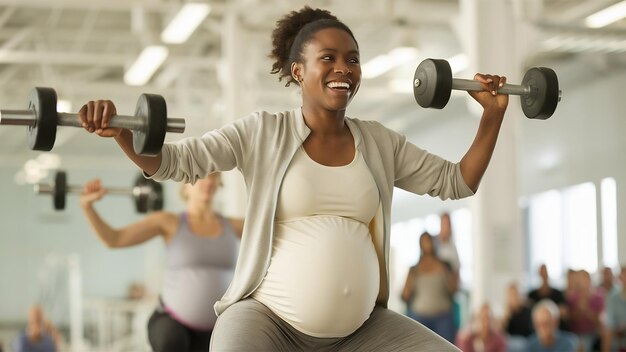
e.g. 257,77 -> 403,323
210,299 -> 460,352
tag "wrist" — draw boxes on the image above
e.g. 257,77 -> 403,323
484,105 -> 506,118
80,201 -> 94,210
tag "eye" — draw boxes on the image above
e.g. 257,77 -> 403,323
349,57 -> 360,64
321,55 -> 334,61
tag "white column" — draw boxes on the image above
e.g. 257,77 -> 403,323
218,9 -> 249,218
459,0 -> 531,314
67,254 -> 86,352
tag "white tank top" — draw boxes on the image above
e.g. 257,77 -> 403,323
252,146 -> 380,338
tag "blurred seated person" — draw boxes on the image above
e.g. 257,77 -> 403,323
13,305 -> 60,352
127,281 -> 146,301
567,270 -> 604,352
526,299 -> 577,352
605,265 -> 626,352
455,303 -> 506,352
528,263 -> 570,331
501,282 -> 533,352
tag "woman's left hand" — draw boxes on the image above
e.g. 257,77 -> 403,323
468,73 -> 509,113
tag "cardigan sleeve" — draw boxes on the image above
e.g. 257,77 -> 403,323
390,128 -> 474,200
148,113 -> 258,184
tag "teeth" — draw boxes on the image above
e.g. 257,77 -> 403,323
327,81 -> 350,89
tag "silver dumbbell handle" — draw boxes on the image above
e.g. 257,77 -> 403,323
0,110 -> 186,133
451,78 -> 531,96
34,183 -> 152,197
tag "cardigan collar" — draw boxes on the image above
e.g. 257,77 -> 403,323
292,107 -> 363,149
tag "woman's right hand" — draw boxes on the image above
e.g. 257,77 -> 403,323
80,179 -> 107,208
78,100 -> 122,137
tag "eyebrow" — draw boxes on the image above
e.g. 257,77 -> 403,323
318,48 -> 360,56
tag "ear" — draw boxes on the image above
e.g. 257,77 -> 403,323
291,62 -> 303,83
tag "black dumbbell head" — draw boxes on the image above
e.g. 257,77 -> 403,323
53,171 -> 67,210
413,58 -> 453,109
133,94 -> 167,156
133,174 -> 164,213
28,87 -> 58,151
521,67 -> 560,120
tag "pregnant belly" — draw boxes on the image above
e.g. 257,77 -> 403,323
252,215 -> 380,338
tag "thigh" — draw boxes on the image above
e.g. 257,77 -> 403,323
147,310 -> 191,352
210,299 -> 305,352
336,307 -> 460,352
189,329 -> 212,352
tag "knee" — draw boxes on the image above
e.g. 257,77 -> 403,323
210,300 -> 281,352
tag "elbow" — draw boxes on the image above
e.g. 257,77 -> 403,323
103,240 -> 120,249
102,235 -> 123,249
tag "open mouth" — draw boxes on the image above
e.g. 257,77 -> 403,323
326,81 -> 351,91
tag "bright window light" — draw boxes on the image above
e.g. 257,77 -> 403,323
57,99 -> 72,113
389,78 -> 412,94
362,47 -> 418,79
601,177 -> 618,268
585,0 -> 626,28
448,53 -> 469,75
161,3 -> 211,44
124,46 -> 169,86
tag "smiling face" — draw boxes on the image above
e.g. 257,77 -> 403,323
292,27 -> 361,114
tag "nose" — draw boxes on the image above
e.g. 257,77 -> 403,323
334,62 -> 352,75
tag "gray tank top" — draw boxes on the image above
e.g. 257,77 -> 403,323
161,213 -> 239,330
409,271 -> 453,316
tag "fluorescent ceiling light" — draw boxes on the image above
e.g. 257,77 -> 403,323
585,0 -> 626,28
161,3 -> 211,44
362,47 -> 419,79
124,46 -> 169,86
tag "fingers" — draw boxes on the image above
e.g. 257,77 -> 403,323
101,100 -> 115,129
79,100 -> 116,134
474,73 -> 507,96
83,179 -> 101,193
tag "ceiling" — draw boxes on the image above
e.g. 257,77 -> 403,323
0,0 -> 625,176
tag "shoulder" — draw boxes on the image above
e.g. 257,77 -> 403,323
525,335 -> 540,347
558,331 -> 578,347
149,211 -> 180,237
348,117 -> 394,135
218,214 -> 244,239
246,110 -> 294,125
150,211 -> 178,224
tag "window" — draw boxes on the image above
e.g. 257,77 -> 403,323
601,177 -> 618,269
527,181 -> 603,283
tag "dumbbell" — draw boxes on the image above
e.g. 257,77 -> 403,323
0,87 -> 186,156
34,170 -> 164,213
413,58 -> 561,119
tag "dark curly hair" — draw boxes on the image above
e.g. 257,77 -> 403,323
269,6 -> 358,87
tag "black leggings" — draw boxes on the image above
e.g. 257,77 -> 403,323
147,309 -> 212,352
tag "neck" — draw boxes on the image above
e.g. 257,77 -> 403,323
301,105 -> 347,135
186,200 -> 214,218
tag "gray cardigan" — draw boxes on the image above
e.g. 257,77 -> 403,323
149,108 -> 474,315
